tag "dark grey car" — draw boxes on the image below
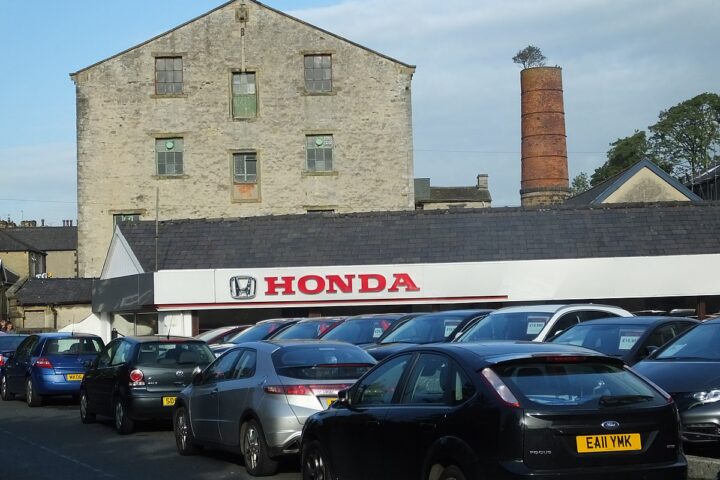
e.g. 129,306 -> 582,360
173,340 -> 375,476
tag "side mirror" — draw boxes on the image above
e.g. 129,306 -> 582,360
192,365 -> 204,385
546,330 -> 564,342
644,346 -> 659,358
336,388 -> 352,407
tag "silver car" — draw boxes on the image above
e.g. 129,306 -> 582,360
172,340 -> 375,476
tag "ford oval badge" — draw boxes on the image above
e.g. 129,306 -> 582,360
601,420 -> 620,430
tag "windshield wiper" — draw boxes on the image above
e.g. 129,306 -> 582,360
599,395 -> 654,406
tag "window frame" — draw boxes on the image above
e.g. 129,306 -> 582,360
155,56 -> 183,95
303,54 -> 332,93
155,137 -> 184,176
305,134 -> 334,172
352,354 -> 412,406
233,151 -> 258,184
231,71 -> 258,119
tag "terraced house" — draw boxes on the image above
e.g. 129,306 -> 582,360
71,0 -> 416,277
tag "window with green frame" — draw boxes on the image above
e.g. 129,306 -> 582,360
232,72 -> 257,118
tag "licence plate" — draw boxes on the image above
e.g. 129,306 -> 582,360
576,433 -> 641,453
65,374 -> 84,381
162,396 -> 177,407
325,397 -> 337,407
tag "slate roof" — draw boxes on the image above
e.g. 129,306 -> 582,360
118,202 -> 720,271
426,187 -> 492,203
15,278 -> 94,306
0,227 -> 77,252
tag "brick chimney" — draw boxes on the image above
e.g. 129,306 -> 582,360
520,66 -> 570,206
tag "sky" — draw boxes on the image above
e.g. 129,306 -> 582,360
0,0 -> 718,225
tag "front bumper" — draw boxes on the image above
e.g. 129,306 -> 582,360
681,408 -> 720,443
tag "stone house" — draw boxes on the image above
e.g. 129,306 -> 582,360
0,225 -> 78,279
70,0 -> 416,277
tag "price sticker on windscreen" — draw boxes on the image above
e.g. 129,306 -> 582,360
618,329 -> 644,350
526,317 -> 547,335
373,327 -> 384,338
444,321 -> 460,338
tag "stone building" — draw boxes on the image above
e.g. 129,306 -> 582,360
70,0 -> 416,277
414,175 -> 492,210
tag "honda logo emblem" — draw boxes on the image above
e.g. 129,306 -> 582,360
230,276 -> 257,299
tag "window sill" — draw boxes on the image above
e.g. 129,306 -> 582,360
231,116 -> 259,122
302,170 -> 338,177
153,174 -> 189,180
231,198 -> 262,204
150,93 -> 188,99
302,91 -> 337,97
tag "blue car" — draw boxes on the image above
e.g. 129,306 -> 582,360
0,332 -> 104,406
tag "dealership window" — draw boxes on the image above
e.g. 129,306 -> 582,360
306,135 -> 333,172
304,54 -> 332,93
155,56 -> 183,94
156,138 -> 184,175
232,72 -> 257,118
233,152 -> 257,183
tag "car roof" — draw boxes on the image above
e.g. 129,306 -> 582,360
343,313 -> 407,321
294,317 -> 345,323
256,317 -> 304,325
227,339 -> 361,353
488,304 -> 623,314
568,316 -> 698,326
33,332 -> 100,339
411,309 -> 494,319
123,335 -> 202,343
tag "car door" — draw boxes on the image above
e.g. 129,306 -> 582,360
218,349 -> 258,445
84,340 -> 119,413
98,340 -> 132,414
6,336 -> 38,393
327,353 -> 413,480
190,349 -> 242,443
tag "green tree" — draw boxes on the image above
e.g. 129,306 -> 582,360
649,92 -> 720,180
512,45 -> 546,69
570,172 -> 590,195
590,131 -> 662,185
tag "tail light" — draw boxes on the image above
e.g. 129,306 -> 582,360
481,368 -> 520,407
263,384 -> 351,396
34,357 -> 54,369
0,355 -> 5,367
129,369 -> 145,386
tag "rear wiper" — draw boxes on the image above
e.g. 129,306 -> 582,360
599,395 -> 654,406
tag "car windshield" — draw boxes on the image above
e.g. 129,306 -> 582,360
272,344 -> 375,380
322,317 -> 399,344
495,360 -> 665,409
229,322 -> 287,343
0,336 -> 26,351
655,323 -> 720,361
457,311 -> 552,342
552,324 -> 649,356
135,341 -> 215,366
381,314 -> 466,344
43,337 -> 104,355
195,327 -> 234,342
272,320 -> 342,340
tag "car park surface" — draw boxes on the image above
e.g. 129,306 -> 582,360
1,332 -> 104,406
79,335 -> 215,434
455,304 -> 633,343
174,340 -> 375,476
551,316 -> 698,365
301,342 -> 687,480
634,318 -> 720,445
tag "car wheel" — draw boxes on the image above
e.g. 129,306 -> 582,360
174,406 -> 199,455
302,439 -> 334,480
113,397 -> 134,434
438,465 -> 467,480
0,374 -> 14,401
241,419 -> 279,476
26,377 -> 42,407
79,389 -> 96,424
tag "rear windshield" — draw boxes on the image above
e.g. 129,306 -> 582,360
272,320 -> 342,340
553,324 -> 649,356
322,317 -> 399,344
0,336 -> 26,351
229,322 -> 287,343
43,337 -> 104,355
655,322 -> 720,361
458,312 -> 552,342
135,341 -> 215,367
195,327 -> 233,342
272,345 -> 375,380
381,314 -> 466,344
494,360 -> 665,409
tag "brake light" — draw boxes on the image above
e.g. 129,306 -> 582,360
535,355 -> 588,363
0,355 -> 5,367
34,357 -> 54,369
481,368 -> 520,407
129,369 -> 145,386
263,384 -> 351,396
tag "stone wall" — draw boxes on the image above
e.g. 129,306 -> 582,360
46,250 -> 77,278
73,1 -> 415,277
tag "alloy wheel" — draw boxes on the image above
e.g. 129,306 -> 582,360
115,401 -> 124,430
1,376 -> 6,397
244,424 -> 260,471
305,447 -> 327,480
80,393 -> 88,417
176,410 -> 189,451
26,379 -> 33,405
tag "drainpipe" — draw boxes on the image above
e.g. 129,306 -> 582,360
50,304 -> 58,331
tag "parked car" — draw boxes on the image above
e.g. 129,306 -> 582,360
210,318 -> 303,356
269,317 -> 345,341
320,313 -> 408,346
455,304 -> 633,343
173,340 -> 375,476
364,310 -> 493,361
195,325 -> 251,345
0,334 -> 28,367
301,342 -> 687,480
79,335 -> 214,434
0,332 -> 104,406
634,317 -> 720,444
551,316 -> 698,365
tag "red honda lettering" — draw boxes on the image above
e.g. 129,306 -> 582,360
298,275 -> 326,295
388,273 -> 420,292
326,274 -> 355,294
358,274 -> 386,293
265,276 -> 295,295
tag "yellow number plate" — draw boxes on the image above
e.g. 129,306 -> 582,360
325,398 -> 337,407
576,433 -> 641,453
65,374 -> 84,381
162,396 -> 177,407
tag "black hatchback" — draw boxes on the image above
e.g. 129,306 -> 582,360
79,336 -> 214,434
301,342 -> 686,480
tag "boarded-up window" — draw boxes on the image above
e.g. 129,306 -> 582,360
304,55 -> 332,92
156,138 -> 184,175
24,310 -> 46,329
306,135 -> 333,171
234,152 -> 257,183
232,72 -> 257,118
155,57 -> 183,94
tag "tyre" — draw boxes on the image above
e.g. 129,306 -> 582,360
113,397 -> 135,434
26,377 -> 43,407
0,374 -> 14,401
174,406 -> 199,455
438,465 -> 467,480
241,419 -> 279,476
302,439 -> 334,480
79,389 -> 96,424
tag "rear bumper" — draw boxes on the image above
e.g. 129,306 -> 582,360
34,373 -> 83,396
494,457 -> 687,479
125,392 -> 179,421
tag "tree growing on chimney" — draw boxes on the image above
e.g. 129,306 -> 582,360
512,45 -> 546,69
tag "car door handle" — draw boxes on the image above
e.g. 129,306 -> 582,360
420,422 -> 436,430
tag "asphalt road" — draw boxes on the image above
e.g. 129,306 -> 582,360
0,395 -> 301,480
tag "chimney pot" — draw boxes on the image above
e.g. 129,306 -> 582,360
477,174 -> 488,190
